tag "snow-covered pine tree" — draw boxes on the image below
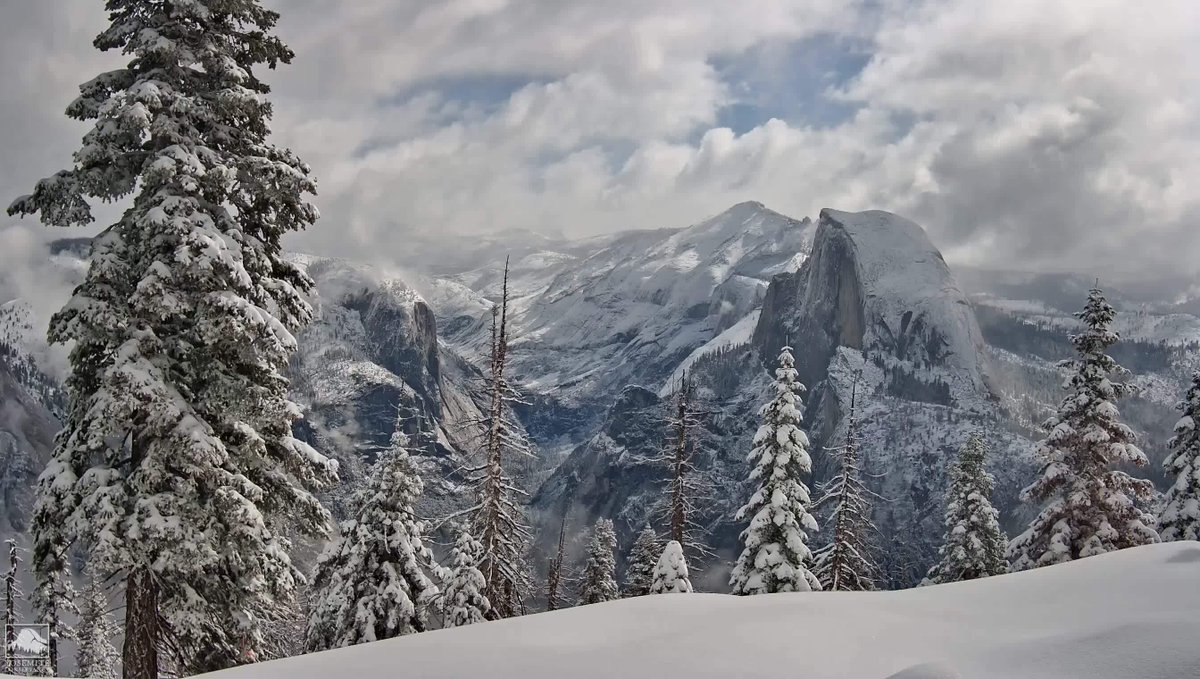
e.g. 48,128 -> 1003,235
35,562 -> 78,677
649,540 -> 693,594
812,382 -> 881,591
3,540 -> 19,674
1161,370 -> 1200,541
622,524 -> 661,598
578,519 -> 619,605
730,346 -> 821,595
76,564 -> 120,679
467,260 -> 535,619
442,526 -> 492,628
923,433 -> 1008,585
306,428 -> 439,650
1008,288 -> 1158,570
9,2 -> 336,676
545,517 -> 567,611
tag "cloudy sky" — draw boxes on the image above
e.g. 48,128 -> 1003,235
2,0 -> 1199,282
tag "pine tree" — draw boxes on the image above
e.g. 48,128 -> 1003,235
1160,370 -> 1200,541
9,3 -> 336,676
441,526 -> 491,628
3,540 -> 20,675
306,429 -> 440,650
467,259 -> 534,619
35,563 -> 78,677
649,540 -> 693,594
545,517 -> 567,611
730,346 -> 821,595
1008,288 -> 1158,570
923,434 -> 1008,584
578,519 -> 619,605
622,525 -> 661,598
76,564 -> 120,679
812,382 -> 881,592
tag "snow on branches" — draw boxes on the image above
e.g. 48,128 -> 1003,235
730,346 -> 821,594
1009,288 -> 1158,570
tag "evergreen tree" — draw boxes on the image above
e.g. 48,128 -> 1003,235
622,525 -> 661,598
467,260 -> 534,619
923,434 -> 1008,584
578,519 -> 619,605
35,562 -> 78,677
1008,288 -> 1158,570
306,429 -> 440,650
812,382 -> 881,592
9,2 -> 335,675
76,564 -> 120,679
1160,370 -> 1200,541
730,346 -> 821,595
442,526 -> 492,628
649,540 -> 693,594
545,517 -> 567,611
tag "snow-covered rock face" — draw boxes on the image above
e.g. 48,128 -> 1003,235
287,255 -> 491,518
0,303 -> 61,534
755,208 -> 987,404
0,364 -> 56,533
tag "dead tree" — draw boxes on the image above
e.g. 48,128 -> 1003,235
466,258 -> 535,618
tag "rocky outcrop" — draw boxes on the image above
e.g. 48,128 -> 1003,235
755,208 -> 988,405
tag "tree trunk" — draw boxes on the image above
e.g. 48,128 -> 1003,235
670,382 -> 688,545
123,568 -> 158,679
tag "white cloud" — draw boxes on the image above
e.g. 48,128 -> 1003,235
2,0 -> 1199,287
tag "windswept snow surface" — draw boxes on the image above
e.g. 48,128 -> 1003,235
210,543 -> 1200,679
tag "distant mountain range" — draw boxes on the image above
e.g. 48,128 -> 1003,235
2,202 -> 1195,590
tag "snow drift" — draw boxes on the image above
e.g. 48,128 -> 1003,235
209,543 -> 1200,679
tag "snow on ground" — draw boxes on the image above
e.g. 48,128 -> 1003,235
210,543 -> 1200,679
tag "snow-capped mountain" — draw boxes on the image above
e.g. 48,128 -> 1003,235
0,201 -> 1194,590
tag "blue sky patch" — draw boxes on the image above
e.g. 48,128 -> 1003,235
710,33 -> 872,134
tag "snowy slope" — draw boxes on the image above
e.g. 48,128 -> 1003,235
661,309 -> 761,396
207,543 -> 1200,679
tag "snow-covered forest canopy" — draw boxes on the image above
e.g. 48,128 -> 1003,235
0,2 -> 1199,679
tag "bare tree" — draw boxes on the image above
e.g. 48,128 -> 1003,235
465,258 -> 535,618
545,517 -> 568,611
812,379 -> 882,591
655,371 -> 714,567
